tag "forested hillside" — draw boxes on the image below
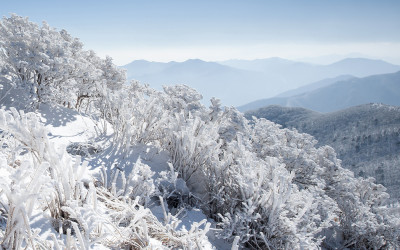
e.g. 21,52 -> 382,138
246,104 -> 400,201
0,15 -> 399,249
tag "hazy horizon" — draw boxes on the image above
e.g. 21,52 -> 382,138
122,55 -> 400,66
2,0 -> 400,65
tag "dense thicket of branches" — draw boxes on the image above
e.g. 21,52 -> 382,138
105,82 -> 400,249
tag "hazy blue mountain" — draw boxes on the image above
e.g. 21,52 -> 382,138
239,71 -> 400,112
122,59 -> 277,106
328,58 -> 400,76
297,53 -> 370,65
123,60 -> 177,79
219,57 -> 297,72
221,57 -> 400,86
246,104 -> 400,201
276,75 -> 355,97
123,58 -> 400,107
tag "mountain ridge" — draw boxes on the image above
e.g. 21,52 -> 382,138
275,75 -> 356,97
122,57 -> 400,107
239,70 -> 400,112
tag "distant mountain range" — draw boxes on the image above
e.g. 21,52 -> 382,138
245,103 -> 400,202
239,71 -> 400,112
122,58 -> 400,107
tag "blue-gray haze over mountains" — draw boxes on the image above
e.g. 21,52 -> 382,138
123,58 -> 400,107
239,71 -> 400,112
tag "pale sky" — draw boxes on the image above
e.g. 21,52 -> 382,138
2,0 -> 400,65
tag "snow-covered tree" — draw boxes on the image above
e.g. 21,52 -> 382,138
0,14 -> 125,109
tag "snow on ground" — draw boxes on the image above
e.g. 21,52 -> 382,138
29,104 -> 231,249
38,104 -> 104,151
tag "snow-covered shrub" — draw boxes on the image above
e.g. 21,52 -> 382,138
105,81 -> 168,153
0,110 -> 48,248
250,117 -> 324,186
156,163 -> 200,214
0,108 -> 103,247
99,158 -> 156,206
251,118 -> 339,222
163,84 -> 205,118
0,158 -> 50,249
324,162 -> 400,249
205,139 -> 324,249
1,110 -> 95,234
163,114 -> 221,195
124,158 -> 156,205
214,107 -> 251,145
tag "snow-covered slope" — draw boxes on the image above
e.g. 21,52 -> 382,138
0,103 -> 225,249
1,82 -> 399,249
